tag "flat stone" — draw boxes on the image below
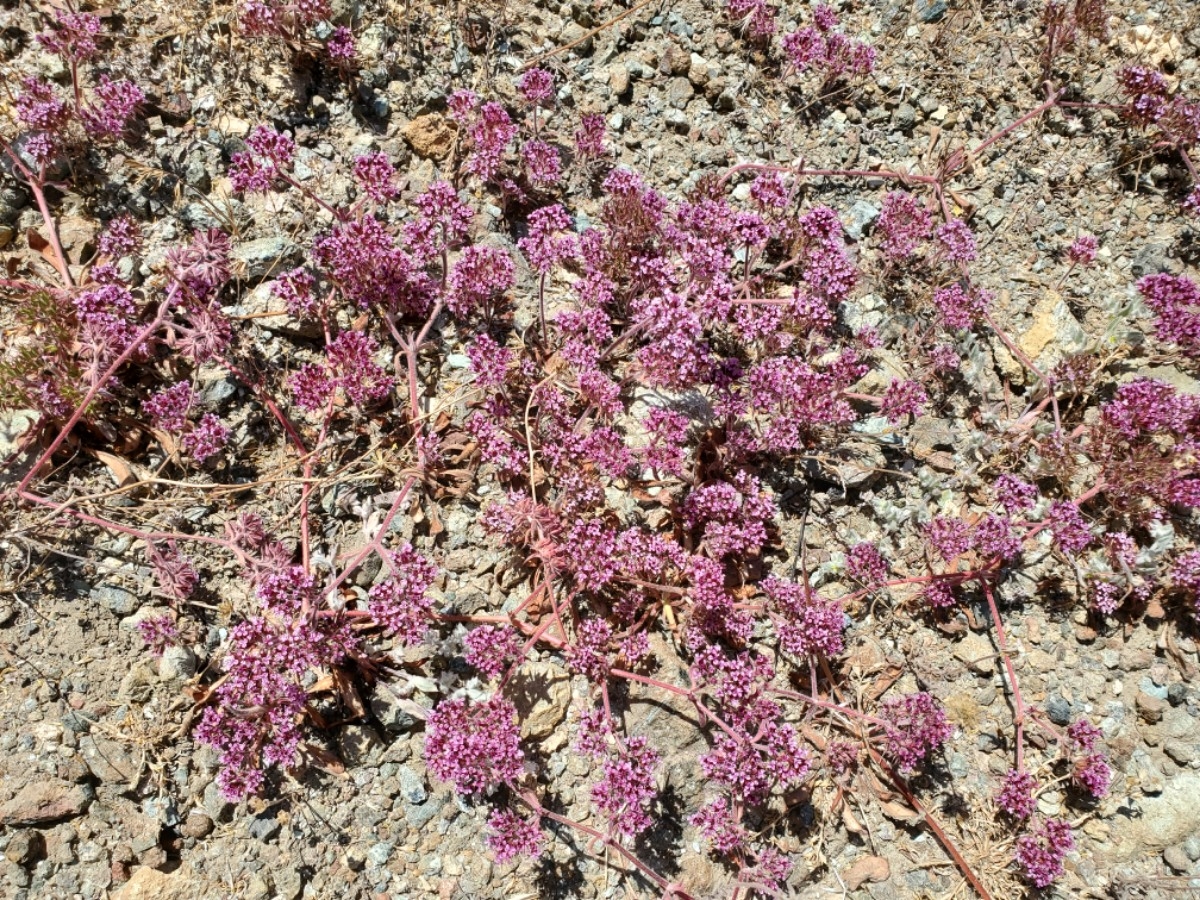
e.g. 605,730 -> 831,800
667,77 -> 694,109
275,866 -> 303,900
248,813 -> 281,842
1045,694 -> 1072,726
610,65 -> 630,96
92,584 -> 140,617
1164,845 -> 1191,873
231,236 -> 299,281
337,723 -> 383,767
1137,690 -> 1167,724
1118,773 -> 1200,856
79,735 -> 139,785
952,631 -> 995,675
179,812 -> 213,839
844,200 -> 880,241
0,781 -> 93,826
398,766 -> 427,805
0,409 -> 39,462
1018,289 -> 1087,366
158,645 -> 197,682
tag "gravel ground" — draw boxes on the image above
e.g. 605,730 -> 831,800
2,0 -> 1200,898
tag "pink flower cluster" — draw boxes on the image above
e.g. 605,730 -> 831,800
424,695 -> 524,793
879,692 -> 953,773
1014,818 -> 1074,888
781,4 -> 876,80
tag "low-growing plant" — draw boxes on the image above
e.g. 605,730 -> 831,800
4,1 -> 1200,898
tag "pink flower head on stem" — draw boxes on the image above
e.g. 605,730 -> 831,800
519,204 -> 578,273
879,692 -> 953,773
1015,818 -> 1074,888
98,215 -> 142,258
147,540 -> 200,601
485,807 -> 543,864
591,736 -> 660,837
877,191 -> 932,261
518,68 -> 555,105
1068,234 -> 1099,266
137,614 -> 179,658
353,152 -> 398,203
368,543 -> 438,644
464,626 -> 523,678
80,76 -> 145,140
996,768 -> 1037,820
424,695 -> 524,793
846,542 -> 888,586
326,331 -> 393,407
37,10 -> 102,62
143,381 -> 196,432
880,378 -> 928,423
326,26 -> 355,63
230,125 -> 296,194
448,246 -> 516,318
574,113 -> 607,159
182,414 -> 230,463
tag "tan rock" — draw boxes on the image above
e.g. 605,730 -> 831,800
1018,288 -> 1086,365
401,113 -> 456,160
0,781 -> 93,826
111,864 -> 221,900
507,661 -> 571,739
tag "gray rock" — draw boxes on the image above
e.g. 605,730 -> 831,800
367,842 -> 394,867
158,646 -> 197,682
0,781 -> 93,826
245,873 -> 270,900
894,103 -> 916,130
248,813 -> 281,842
917,0 -> 949,22
610,65 -> 630,97
509,661 -> 571,739
338,724 -> 383,767
369,684 -> 421,734
232,236 -> 299,281
92,584 -> 140,617
201,780 -> 234,822
1045,694 -> 1073,726
344,846 -> 367,872
1163,740 -> 1194,765
1169,683 -> 1192,707
275,866 -> 303,900
398,766 -> 427,805
0,409 -> 39,462
405,796 -> 442,830
1183,834 -> 1200,861
667,77 -> 694,109
844,200 -> 880,241
79,735 -> 138,785
1122,774 -> 1200,854
1163,845 -> 1191,874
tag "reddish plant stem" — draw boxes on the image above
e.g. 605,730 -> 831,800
323,476 -> 418,598
959,89 -> 1063,171
280,173 -> 346,222
868,748 -> 996,900
17,297 -> 173,497
221,358 -> 309,454
982,580 -> 1026,770
514,790 -> 694,897
2,145 -> 73,287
